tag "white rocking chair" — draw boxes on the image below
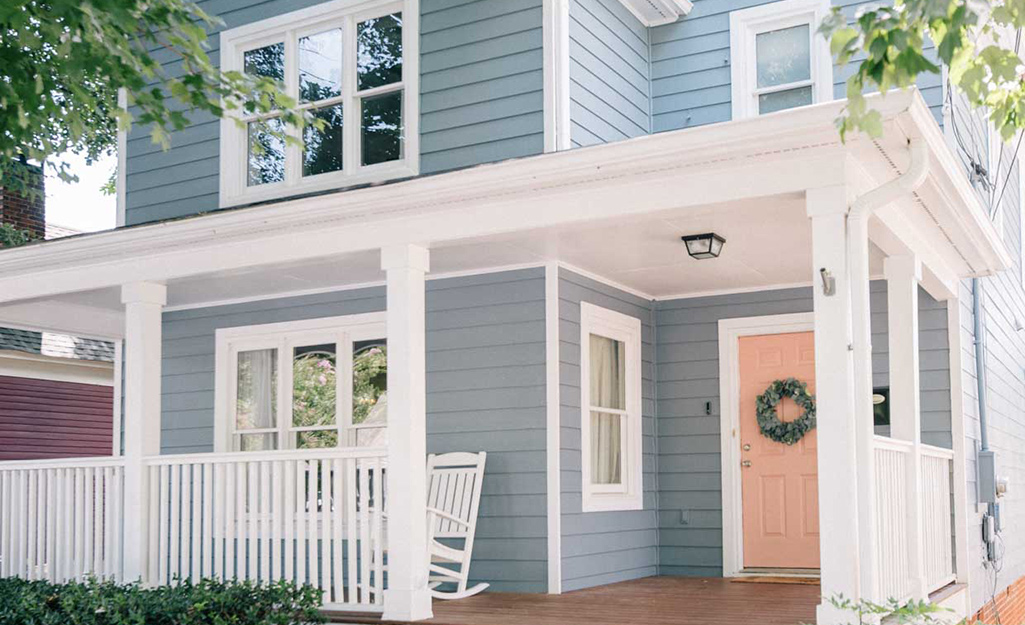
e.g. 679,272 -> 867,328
425,451 -> 489,600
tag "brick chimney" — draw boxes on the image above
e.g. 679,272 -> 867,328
0,161 -> 45,239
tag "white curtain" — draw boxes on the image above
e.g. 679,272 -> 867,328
237,349 -> 277,450
590,334 -> 623,485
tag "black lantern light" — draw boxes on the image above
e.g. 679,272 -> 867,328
681,233 -> 726,259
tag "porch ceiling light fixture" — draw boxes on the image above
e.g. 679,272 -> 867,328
681,233 -> 726,259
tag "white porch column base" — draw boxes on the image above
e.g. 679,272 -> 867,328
884,255 -> 928,600
120,281 -> 166,583
807,187 -> 863,625
381,244 -> 433,622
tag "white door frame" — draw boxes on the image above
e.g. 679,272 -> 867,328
718,312 -> 816,578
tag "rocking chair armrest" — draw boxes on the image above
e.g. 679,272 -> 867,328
425,506 -> 471,529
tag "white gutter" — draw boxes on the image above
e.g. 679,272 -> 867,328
847,139 -> 929,601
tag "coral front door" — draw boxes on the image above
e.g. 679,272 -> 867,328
738,331 -> 819,570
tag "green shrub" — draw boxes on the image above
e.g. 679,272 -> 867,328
0,577 -> 326,625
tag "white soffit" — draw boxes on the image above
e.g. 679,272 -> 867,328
618,0 -> 692,27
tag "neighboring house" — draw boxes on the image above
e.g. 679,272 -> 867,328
0,1 -> 1022,625
0,167 -> 117,461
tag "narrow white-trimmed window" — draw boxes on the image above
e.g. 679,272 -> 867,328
580,302 -> 642,512
219,0 -> 419,207
215,313 -> 388,451
729,0 -> 832,119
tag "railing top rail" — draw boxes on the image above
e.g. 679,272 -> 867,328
920,443 -> 955,460
143,446 -> 389,466
0,456 -> 126,471
872,435 -> 914,453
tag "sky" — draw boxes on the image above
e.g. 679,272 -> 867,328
45,152 -> 118,233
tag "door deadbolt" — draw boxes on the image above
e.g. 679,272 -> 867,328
742,444 -> 752,451
741,460 -> 752,468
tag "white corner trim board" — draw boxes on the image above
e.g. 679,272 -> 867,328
717,312 -> 815,577
544,263 -> 563,593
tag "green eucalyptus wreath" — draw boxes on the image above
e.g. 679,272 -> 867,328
755,377 -> 817,445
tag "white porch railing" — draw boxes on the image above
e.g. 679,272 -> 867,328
143,447 -> 387,610
920,445 -> 955,592
0,457 -> 125,583
873,436 -> 913,602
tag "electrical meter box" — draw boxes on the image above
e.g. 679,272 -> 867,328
979,449 -> 997,504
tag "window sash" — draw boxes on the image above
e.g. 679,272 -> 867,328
232,1 -> 406,192
752,78 -> 813,97
225,329 -> 387,451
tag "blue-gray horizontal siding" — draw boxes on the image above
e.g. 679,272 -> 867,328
654,284 -> 951,576
648,0 -> 944,134
558,268 -> 658,591
420,0 -> 545,173
125,0 -> 546,225
159,267 -> 548,592
568,0 -> 651,147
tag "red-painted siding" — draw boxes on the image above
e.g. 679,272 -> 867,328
0,375 -> 114,460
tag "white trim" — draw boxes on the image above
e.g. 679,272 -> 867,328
213,312 -> 386,453
162,262 -> 549,313
579,302 -> 643,513
112,341 -> 123,456
729,0 -> 832,121
558,262 -> 655,302
946,298 -> 972,587
217,0 -> 419,209
717,312 -> 815,577
0,350 -> 114,386
116,88 -> 128,228
616,0 -> 692,27
544,263 -> 562,593
654,281 -> 815,302
543,0 -> 571,153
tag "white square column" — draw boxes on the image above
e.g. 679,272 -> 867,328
120,281 -> 166,583
807,187 -> 864,624
381,244 -> 433,622
884,255 -> 928,600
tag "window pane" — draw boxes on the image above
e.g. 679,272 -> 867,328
755,24 -> 810,88
590,412 -> 622,485
244,42 -> 285,82
247,117 -> 285,186
297,430 -> 339,449
293,344 -> 337,428
236,348 -> 278,431
357,13 -> 403,91
589,334 -> 625,410
300,29 -> 343,103
354,340 -> 387,426
238,433 -> 277,452
758,85 -> 813,114
303,104 -> 344,176
361,91 -> 403,166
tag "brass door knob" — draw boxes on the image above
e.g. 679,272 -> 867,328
741,460 -> 752,468
742,444 -> 752,451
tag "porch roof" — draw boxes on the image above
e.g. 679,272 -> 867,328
0,89 -> 1009,338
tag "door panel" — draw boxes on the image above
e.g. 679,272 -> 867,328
739,331 -> 819,569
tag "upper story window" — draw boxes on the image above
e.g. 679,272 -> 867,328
214,313 -> 388,452
219,0 -> 419,207
729,0 -> 831,120
579,302 -> 643,512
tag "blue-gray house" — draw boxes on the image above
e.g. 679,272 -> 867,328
0,1 -> 1023,624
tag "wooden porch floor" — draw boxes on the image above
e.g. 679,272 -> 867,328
326,577 -> 821,625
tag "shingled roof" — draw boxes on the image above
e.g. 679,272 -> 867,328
0,327 -> 114,363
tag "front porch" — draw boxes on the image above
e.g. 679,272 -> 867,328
0,91 -> 1009,624
330,577 -> 820,625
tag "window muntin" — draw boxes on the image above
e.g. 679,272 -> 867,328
580,303 -> 643,512
729,0 -> 830,120
221,1 -> 416,207
219,316 -> 387,452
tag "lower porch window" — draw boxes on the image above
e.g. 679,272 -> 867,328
216,314 -> 388,452
580,302 -> 643,512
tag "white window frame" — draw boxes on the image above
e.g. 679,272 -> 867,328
729,0 -> 832,120
579,302 -> 643,513
213,312 -> 387,452
218,0 -> 420,209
